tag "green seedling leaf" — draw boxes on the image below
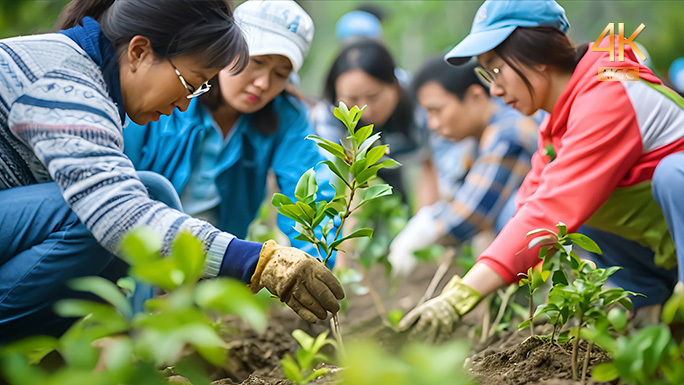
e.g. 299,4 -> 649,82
172,231 -> 205,283
566,233 -> 602,254
1,335 -> 59,365
272,193 -> 294,207
556,222 -> 567,237
365,145 -> 387,166
67,276 -> 132,319
292,329 -> 315,351
117,276 -> 136,296
592,362 -> 619,381
552,269 -> 568,286
334,103 -> 352,130
329,228 -> 374,250
295,169 -> 318,202
320,160 -> 350,188
306,135 -> 348,160
354,124 -> 373,145
528,234 -> 558,249
358,184 -> 393,208
526,228 -> 558,238
386,309 -> 404,327
296,201 -> 316,222
195,278 -> 268,333
281,354 -> 303,383
350,158 -> 368,177
358,132 -> 382,154
130,259 -> 185,291
607,307 -> 627,332
104,337 -> 134,371
119,227 -> 162,265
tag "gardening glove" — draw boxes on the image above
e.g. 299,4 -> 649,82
398,275 -> 482,342
388,204 -> 442,276
250,240 -> 345,323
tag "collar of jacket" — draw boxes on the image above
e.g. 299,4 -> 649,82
59,17 -> 125,124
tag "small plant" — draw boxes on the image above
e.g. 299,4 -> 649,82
280,329 -> 337,384
518,266 -> 551,337
589,285 -> 684,385
0,229 -> 269,385
271,102 -> 400,344
271,102 -> 400,265
522,223 -> 637,382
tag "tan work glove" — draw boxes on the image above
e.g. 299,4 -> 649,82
398,275 -> 482,342
250,240 -> 345,323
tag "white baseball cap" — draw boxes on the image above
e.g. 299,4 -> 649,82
235,0 -> 314,72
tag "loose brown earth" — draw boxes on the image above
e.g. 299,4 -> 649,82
195,261 -> 618,385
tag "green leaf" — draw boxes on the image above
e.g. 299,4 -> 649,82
334,103 -> 351,130
607,307 -> 627,331
528,234 -> 558,249
271,193 -> 294,207
294,169 -> 318,202
303,368 -> 329,384
296,201 -> 316,223
552,269 -> 569,286
566,233 -> 602,254
195,278 -> 268,333
366,145 -> 387,166
592,363 -> 619,381
116,277 -> 136,296
130,259 -> 185,291
1,336 -> 59,365
172,231 -> 205,283
556,222 -> 567,237
119,227 -> 161,265
357,184 -> 393,208
518,319 -> 531,330
329,228 -> 374,250
67,276 -> 132,319
350,158 -> 368,177
321,160 -> 350,188
526,228 -> 558,238
358,132 -> 382,154
280,354 -> 303,383
292,329 -> 315,351
105,338 -> 134,371
306,134 -> 348,160
354,124 -> 373,144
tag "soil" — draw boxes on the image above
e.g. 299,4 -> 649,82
197,260 -> 619,385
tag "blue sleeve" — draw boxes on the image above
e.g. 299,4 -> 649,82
219,238 -> 262,283
271,98 -> 337,267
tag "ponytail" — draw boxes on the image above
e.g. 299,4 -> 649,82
56,0 -> 115,30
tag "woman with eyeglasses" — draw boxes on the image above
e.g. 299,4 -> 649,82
0,0 -> 343,343
124,0 -> 337,267
399,0 -> 684,341
387,57 -> 539,276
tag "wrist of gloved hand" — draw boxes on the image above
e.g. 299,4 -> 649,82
250,240 -> 345,323
397,275 -> 482,341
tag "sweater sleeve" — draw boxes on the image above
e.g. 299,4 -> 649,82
8,69 -> 237,278
478,83 -> 644,283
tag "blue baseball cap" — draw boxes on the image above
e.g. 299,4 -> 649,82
335,10 -> 382,41
445,0 -> 569,66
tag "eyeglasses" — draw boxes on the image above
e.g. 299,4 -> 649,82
168,58 -> 211,99
474,64 -> 504,87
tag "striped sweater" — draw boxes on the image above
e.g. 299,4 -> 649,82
0,21 -> 233,278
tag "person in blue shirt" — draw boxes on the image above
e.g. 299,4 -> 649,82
124,0 -> 335,264
0,0 -> 343,344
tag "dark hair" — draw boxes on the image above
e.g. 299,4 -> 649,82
323,38 -> 413,134
56,0 -> 248,71
411,56 -> 483,101
494,26 -> 586,102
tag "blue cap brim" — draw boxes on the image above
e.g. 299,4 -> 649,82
445,25 -> 517,66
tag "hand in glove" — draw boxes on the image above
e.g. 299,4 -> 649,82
398,275 -> 481,342
388,204 -> 442,276
250,240 -> 345,323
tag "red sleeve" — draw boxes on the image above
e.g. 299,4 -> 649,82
478,83 -> 644,283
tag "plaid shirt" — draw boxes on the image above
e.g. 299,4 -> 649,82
434,102 -> 540,243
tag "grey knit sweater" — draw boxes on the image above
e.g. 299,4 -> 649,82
0,32 -> 231,277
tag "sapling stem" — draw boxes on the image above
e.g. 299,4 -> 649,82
529,295 -> 535,337
581,340 -> 593,384
324,181 -> 356,265
571,315 -> 584,382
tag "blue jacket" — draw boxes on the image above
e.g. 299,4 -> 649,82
123,94 -> 334,259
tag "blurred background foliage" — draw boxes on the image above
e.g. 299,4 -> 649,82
2,1 -> 684,94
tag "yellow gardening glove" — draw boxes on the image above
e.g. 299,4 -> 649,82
250,240 -> 345,323
398,275 -> 482,342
